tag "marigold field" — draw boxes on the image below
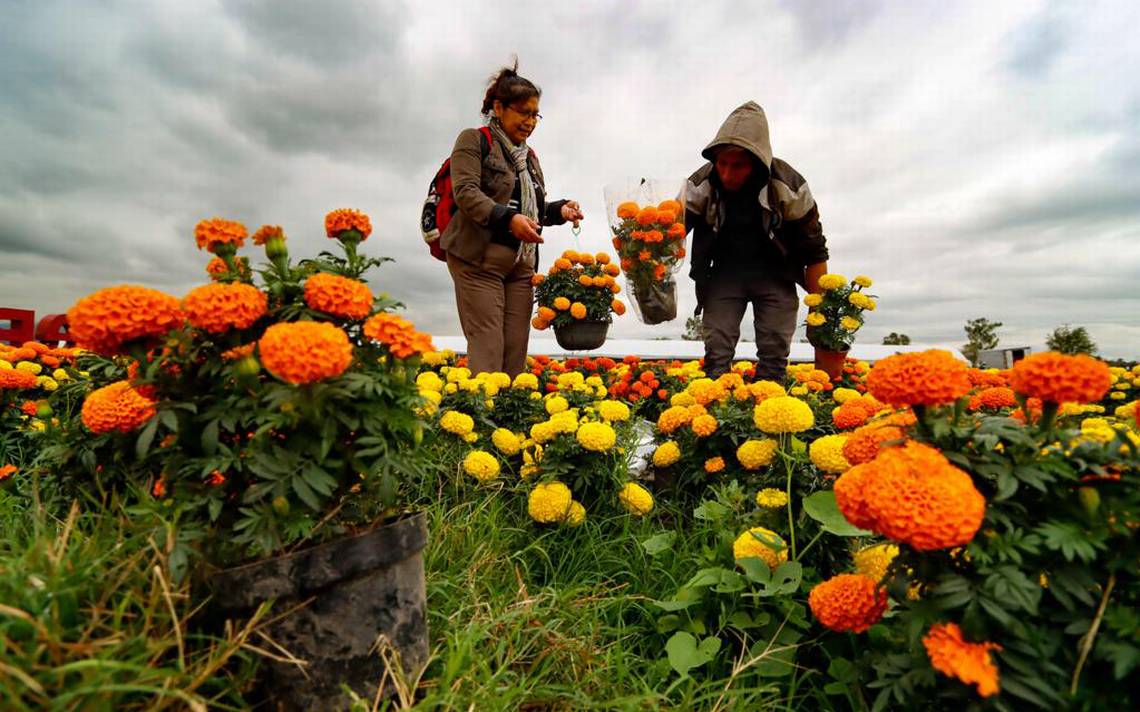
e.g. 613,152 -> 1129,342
2,225 -> 1139,710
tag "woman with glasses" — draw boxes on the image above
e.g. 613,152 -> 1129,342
440,60 -> 584,377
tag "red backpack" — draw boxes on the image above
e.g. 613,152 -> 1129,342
420,127 -> 494,262
420,127 -> 537,262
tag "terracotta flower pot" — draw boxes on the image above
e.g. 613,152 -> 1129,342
208,513 -> 430,710
814,346 -> 849,381
554,320 -> 610,350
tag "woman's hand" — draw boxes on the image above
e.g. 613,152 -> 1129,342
561,201 -> 584,228
509,214 -> 544,243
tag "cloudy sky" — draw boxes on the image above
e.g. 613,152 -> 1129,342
3,0 -> 1138,357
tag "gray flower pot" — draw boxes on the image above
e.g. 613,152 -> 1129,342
554,320 -> 610,350
209,512 -> 429,710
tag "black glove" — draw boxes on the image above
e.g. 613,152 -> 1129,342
694,278 -> 710,317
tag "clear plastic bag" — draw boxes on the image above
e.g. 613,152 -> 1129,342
603,179 -> 687,325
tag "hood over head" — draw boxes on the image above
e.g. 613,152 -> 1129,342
702,101 -> 773,173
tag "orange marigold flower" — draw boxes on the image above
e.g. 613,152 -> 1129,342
304,273 -> 374,320
0,369 -> 38,390
643,230 -> 664,244
843,423 -> 907,465
612,299 -> 626,316
20,400 -> 39,416
595,252 -> 611,265
221,343 -> 256,361
691,413 -> 718,437
809,574 -> 889,633
704,456 -> 726,473
570,302 -> 587,319
667,222 -> 686,240
968,386 -> 1016,411
553,296 -> 571,311
537,307 -> 556,321
616,201 -> 640,220
194,217 -> 247,253
205,257 -> 228,280
866,350 -> 971,407
531,274 -> 544,286
578,275 -> 593,287
1008,352 -> 1111,404
653,264 -> 667,280
655,208 -> 676,225
81,381 -> 157,434
67,286 -> 183,355
532,316 -> 549,330
635,207 -> 658,225
324,208 -> 372,240
182,283 -> 267,334
554,258 -> 572,271
967,368 -> 1007,388
922,622 -> 1002,698
362,312 -> 435,359
259,321 -> 353,384
620,257 -> 633,271
251,224 -> 283,245
832,396 -> 884,429
605,263 -> 621,277
835,441 -> 985,550
0,464 -> 17,480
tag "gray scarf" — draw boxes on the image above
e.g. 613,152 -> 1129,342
489,119 -> 538,265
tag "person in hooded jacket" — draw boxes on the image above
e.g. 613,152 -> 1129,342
685,101 -> 829,381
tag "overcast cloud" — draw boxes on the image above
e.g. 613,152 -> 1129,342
2,0 -> 1138,357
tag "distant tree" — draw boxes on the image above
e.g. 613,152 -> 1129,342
962,317 -> 1002,366
1045,325 -> 1098,356
882,332 -> 911,345
682,314 -> 704,342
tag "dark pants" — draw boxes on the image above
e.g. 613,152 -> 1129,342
701,273 -> 799,381
447,243 -> 535,377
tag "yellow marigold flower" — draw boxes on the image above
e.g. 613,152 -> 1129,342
1110,391 -> 1126,400
737,439 -> 778,469
565,501 -> 586,527
733,527 -> 788,569
36,376 -> 59,392
577,421 -> 617,452
439,410 -> 474,436
691,413 -> 718,437
549,410 -> 579,434
462,450 -> 500,482
15,361 -> 42,375
832,387 -> 860,404
790,385 -> 808,396
687,378 -> 726,405
806,312 -> 826,327
512,372 -> 539,390
492,428 -> 522,456
618,482 -> 654,516
52,368 -> 70,381
557,371 -> 585,388
669,392 -> 696,408
809,434 -> 851,474
420,389 -> 442,406
755,488 -> 788,508
853,543 -> 899,583
804,293 -> 823,307
597,400 -> 631,422
652,440 -> 682,467
704,456 -> 726,474
416,371 -> 443,392
748,380 -> 787,402
0,360 -> 11,370
545,395 -> 569,414
753,396 -> 814,434
854,275 -> 873,288
840,316 -> 862,331
463,432 -> 478,443
818,273 -> 847,290
528,482 -> 573,523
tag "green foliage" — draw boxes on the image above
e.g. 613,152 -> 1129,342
1045,324 -> 1098,356
962,317 -> 1003,366
881,332 -> 911,346
805,276 -> 876,352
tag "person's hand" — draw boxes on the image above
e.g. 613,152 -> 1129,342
561,201 -> 584,229
509,214 -> 543,243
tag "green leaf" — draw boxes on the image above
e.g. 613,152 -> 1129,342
790,436 -> 807,455
739,557 -> 772,584
291,477 -> 321,511
135,416 -> 159,461
665,632 -> 715,676
803,491 -> 870,536
201,419 -> 220,456
693,500 -> 729,523
641,531 -> 676,557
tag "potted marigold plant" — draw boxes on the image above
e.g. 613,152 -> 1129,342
532,249 -> 626,351
804,273 -> 876,380
604,179 -> 687,325
53,209 -> 435,709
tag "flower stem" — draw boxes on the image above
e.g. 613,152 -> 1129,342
781,433 -> 797,559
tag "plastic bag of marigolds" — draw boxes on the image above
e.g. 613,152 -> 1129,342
45,209 -> 440,709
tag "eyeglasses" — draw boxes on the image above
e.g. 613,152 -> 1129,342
508,105 -> 542,122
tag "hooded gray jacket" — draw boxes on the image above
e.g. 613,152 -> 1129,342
685,102 -> 828,296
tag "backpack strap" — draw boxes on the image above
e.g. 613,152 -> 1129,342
478,126 -> 493,157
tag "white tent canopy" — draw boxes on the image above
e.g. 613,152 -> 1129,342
430,336 -> 967,363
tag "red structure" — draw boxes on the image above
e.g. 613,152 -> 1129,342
0,308 -> 73,346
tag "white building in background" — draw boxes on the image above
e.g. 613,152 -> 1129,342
431,336 -> 969,364
975,347 -> 1033,369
